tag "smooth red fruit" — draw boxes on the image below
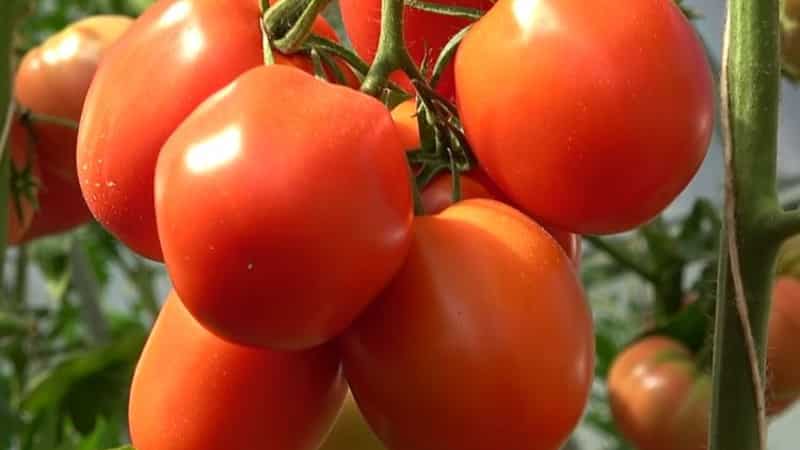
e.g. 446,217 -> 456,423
455,0 -> 713,234
767,276 -> 800,409
14,16 -> 132,239
6,123 -> 38,244
78,0 -> 347,260
129,291 -> 346,450
342,199 -> 594,450
389,99 -> 421,151
339,0 -> 495,99
155,65 -> 412,350
608,336 -> 710,450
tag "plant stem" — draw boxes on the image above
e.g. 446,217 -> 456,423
361,0 -> 418,96
404,0 -> 483,20
70,240 -> 109,343
584,236 -> 657,284
13,245 -> 27,305
263,0 -> 332,53
709,0 -> 785,449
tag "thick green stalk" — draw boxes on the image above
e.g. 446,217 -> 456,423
709,0 -> 784,449
361,0 -> 420,96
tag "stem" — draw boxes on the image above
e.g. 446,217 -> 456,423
70,240 -> 109,343
764,209 -> 800,243
584,236 -> 657,283
709,0 -> 783,449
404,0 -> 483,20
263,0 -> 332,54
13,245 -> 27,305
361,0 -> 416,96
22,110 -> 78,130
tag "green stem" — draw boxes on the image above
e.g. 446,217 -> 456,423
404,0 -> 483,20
263,0 -> 332,54
70,240 -> 109,343
764,209 -> 800,243
361,0 -> 416,96
584,236 -> 658,283
22,110 -> 78,130
13,245 -> 27,305
709,0 -> 783,449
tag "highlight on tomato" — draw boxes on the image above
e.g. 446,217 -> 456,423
129,291 -> 347,450
455,0 -> 714,235
341,199 -> 594,450
155,65 -> 412,350
13,15 -> 133,241
77,0 -> 350,260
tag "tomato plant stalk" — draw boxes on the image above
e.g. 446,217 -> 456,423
710,0 -> 800,449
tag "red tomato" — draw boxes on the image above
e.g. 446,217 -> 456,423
78,0 -> 349,260
389,99 -> 420,151
455,0 -> 713,234
129,291 -> 346,450
341,199 -> 594,450
339,0 -> 495,99
155,65 -> 412,350
6,123 -> 38,244
608,336 -> 710,450
767,276 -> 800,410
13,16 -> 132,240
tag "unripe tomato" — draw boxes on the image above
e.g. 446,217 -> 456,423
13,15 -> 132,240
455,0 -> 713,234
155,65 -> 412,350
767,276 -> 800,408
390,99 -> 581,265
608,336 -> 710,450
339,0 -> 495,99
320,393 -> 386,450
129,291 -> 347,450
78,0 -> 348,260
341,199 -> 594,450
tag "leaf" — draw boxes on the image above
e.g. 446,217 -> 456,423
19,330 -> 145,415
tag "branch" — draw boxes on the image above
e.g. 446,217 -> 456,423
584,236 -> 658,283
764,209 -> 800,243
404,0 -> 483,20
70,240 -> 109,343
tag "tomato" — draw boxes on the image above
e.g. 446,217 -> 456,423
6,123 -> 38,244
339,0 -> 495,99
129,291 -> 346,450
320,393 -> 386,450
455,0 -> 713,235
78,0 -> 348,260
766,276 -> 800,409
341,199 -> 593,450
13,16 -> 132,240
155,65 -> 412,350
608,336 -> 710,450
391,99 -> 581,264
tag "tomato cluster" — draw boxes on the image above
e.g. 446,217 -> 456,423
608,277 -> 800,450
30,0 -> 715,449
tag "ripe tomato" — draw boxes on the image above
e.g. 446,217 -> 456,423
6,123 -> 38,244
341,199 -> 594,450
13,16 -> 132,240
78,0 -> 349,260
455,0 -> 713,234
320,393 -> 386,450
767,276 -> 800,409
390,99 -> 581,265
129,291 -> 346,450
608,336 -> 710,450
155,65 -> 412,350
339,0 -> 495,99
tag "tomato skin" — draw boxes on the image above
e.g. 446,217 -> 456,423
155,65 -> 412,350
341,199 -> 593,450
455,0 -> 713,234
78,0 -> 345,260
14,16 -> 131,239
6,124 -> 38,244
339,0 -> 495,99
389,99 -> 420,151
767,276 -> 800,408
608,336 -> 710,450
129,291 -> 347,450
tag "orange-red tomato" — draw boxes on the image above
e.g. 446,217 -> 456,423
129,291 -> 347,450
339,0 -> 495,99
455,0 -> 713,234
389,99 -> 421,151
13,16 -> 132,240
341,199 -> 594,450
78,0 -> 349,260
155,65 -> 412,350
608,336 -> 710,450
767,276 -> 800,409
6,123 -> 38,244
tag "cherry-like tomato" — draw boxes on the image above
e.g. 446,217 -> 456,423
339,0 -> 495,99
155,65 -> 412,350
341,199 -> 594,450
129,291 -> 346,450
391,99 -> 581,264
767,276 -> 800,410
13,15 -> 132,240
608,336 -> 710,450
455,0 -> 714,234
78,0 -> 348,260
